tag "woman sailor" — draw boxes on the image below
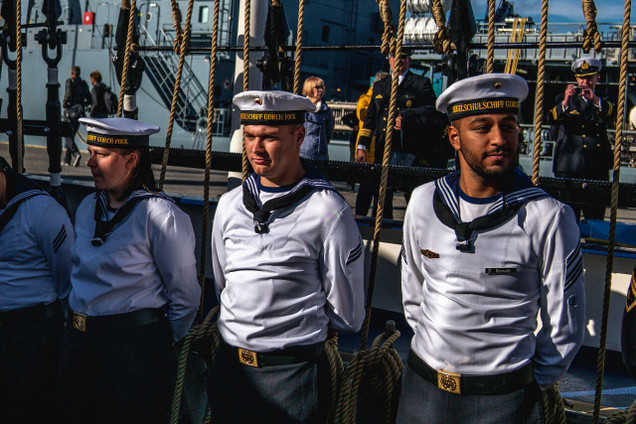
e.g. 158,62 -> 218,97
59,117 -> 201,423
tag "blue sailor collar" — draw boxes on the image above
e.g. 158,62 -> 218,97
91,188 -> 172,246
0,175 -> 46,217
434,168 -> 548,224
242,161 -> 338,233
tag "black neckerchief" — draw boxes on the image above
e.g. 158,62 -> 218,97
91,189 -> 171,246
433,169 -> 548,252
0,172 -> 46,234
241,161 -> 337,234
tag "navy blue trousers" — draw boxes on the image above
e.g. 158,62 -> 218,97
0,314 -> 64,423
59,319 -> 176,424
207,342 -> 331,424
396,362 -> 544,424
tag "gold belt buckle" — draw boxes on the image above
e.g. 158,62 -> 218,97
437,369 -> 461,394
238,348 -> 259,367
72,312 -> 87,332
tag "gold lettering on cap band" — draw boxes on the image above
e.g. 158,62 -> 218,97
87,134 -> 129,145
240,111 -> 305,124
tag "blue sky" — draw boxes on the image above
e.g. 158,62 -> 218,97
470,0 -> 630,27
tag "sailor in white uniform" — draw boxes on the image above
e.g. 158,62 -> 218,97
59,118 -> 201,424
208,90 -> 365,424
397,74 -> 585,424
0,155 -> 73,422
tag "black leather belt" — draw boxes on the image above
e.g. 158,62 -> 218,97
222,339 -> 325,368
407,348 -> 534,395
71,307 -> 165,333
0,301 -> 61,327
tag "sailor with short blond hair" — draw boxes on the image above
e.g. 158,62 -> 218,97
397,73 -> 585,423
209,90 -> 365,424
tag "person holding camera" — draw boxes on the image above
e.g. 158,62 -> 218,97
549,57 -> 615,221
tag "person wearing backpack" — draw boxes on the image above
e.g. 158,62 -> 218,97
62,66 -> 90,166
89,71 -> 112,119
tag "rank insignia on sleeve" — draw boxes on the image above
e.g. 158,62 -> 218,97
421,249 -> 439,259
626,266 -> 636,313
346,242 -> 362,265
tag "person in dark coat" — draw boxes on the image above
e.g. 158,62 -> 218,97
300,76 -> 335,161
549,57 -> 615,221
62,66 -> 90,166
89,71 -> 109,118
356,49 -> 438,218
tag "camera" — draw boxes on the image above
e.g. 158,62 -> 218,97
573,87 -> 582,96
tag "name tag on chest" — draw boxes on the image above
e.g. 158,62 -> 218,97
485,267 -> 517,275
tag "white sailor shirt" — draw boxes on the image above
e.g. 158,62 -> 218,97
0,192 -> 73,311
69,190 -> 201,341
401,173 -> 585,387
212,176 -> 365,352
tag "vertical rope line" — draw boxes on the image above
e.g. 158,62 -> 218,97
198,0 -> 220,318
360,0 -> 407,350
117,0 -> 138,117
241,0 -> 251,182
293,0 -> 306,94
582,0 -> 603,54
16,0 -> 24,173
531,0 -> 549,185
486,0 -> 496,73
592,0 -> 630,422
158,0 -> 195,189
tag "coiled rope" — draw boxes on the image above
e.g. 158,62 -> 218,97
158,0 -> 195,189
431,0 -> 454,55
117,0 -> 138,117
241,0 -> 251,182
582,0 -> 603,54
604,398 -> 636,423
486,0 -> 496,73
531,0 -> 549,185
592,0 -> 631,422
376,0 -> 394,57
170,306 -> 221,424
169,0 -> 184,55
15,0 -> 24,173
293,0 -> 306,94
541,384 -> 567,424
334,1 -> 407,423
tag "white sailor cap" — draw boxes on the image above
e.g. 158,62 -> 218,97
79,117 -> 160,148
233,90 -> 316,125
436,73 -> 529,121
572,57 -> 602,77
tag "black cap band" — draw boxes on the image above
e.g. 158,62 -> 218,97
240,110 -> 306,125
447,97 -> 520,121
86,133 -> 149,148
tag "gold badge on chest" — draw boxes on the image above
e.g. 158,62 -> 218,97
406,100 -> 413,108
421,249 -> 440,259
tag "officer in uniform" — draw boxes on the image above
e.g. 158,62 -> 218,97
209,90 -> 366,424
550,57 -> 614,220
356,49 -> 439,218
59,118 -> 201,423
397,74 -> 585,423
0,155 -> 73,422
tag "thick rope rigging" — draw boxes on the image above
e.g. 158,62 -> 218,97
293,0 -> 306,94
158,0 -> 195,189
198,0 -> 221,318
16,0 -> 24,173
169,1 -> 184,55
582,0 -> 603,54
431,0 -> 454,55
241,0 -> 252,182
486,0 -> 496,73
117,0 -> 138,117
376,0 -> 395,57
592,0 -> 631,422
604,398 -> 636,423
531,0 -> 549,185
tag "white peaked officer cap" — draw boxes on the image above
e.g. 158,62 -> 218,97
79,117 -> 160,148
572,57 -> 602,77
436,73 -> 529,121
233,90 -> 316,125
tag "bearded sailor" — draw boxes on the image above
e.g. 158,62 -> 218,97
397,73 -> 585,423
208,90 -> 365,424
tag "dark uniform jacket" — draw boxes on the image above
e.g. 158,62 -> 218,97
549,93 -> 614,179
63,76 -> 90,110
358,71 -> 444,166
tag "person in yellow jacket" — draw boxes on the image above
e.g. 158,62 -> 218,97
355,71 -> 388,215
